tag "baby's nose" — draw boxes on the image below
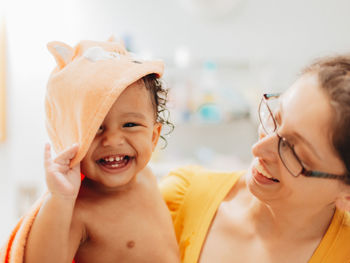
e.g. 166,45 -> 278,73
102,132 -> 125,147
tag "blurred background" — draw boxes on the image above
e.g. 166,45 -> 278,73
1,0 -> 350,243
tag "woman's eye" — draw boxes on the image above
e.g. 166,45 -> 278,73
274,110 -> 282,126
123,122 -> 138,128
299,155 -> 313,169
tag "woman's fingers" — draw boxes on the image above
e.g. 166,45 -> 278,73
53,143 -> 79,166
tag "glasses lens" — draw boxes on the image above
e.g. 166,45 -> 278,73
259,99 -> 276,134
278,138 -> 303,177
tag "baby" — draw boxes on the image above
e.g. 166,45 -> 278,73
24,39 -> 179,263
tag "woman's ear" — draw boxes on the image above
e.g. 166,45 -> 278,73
335,192 -> 350,211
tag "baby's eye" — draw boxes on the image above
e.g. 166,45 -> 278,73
123,122 -> 138,128
96,125 -> 104,134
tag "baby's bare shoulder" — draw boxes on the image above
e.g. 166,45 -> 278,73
137,166 -> 161,191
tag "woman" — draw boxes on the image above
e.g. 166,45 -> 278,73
160,55 -> 350,263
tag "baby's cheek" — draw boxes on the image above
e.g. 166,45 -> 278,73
140,146 -> 154,165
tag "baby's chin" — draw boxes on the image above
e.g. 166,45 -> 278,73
81,159 -> 140,192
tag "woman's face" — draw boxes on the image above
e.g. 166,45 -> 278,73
247,73 -> 347,208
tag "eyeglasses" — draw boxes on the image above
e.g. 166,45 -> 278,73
258,93 -> 346,180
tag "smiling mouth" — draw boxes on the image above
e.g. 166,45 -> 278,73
97,155 -> 132,169
255,163 -> 280,183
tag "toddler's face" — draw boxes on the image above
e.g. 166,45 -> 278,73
80,80 -> 161,190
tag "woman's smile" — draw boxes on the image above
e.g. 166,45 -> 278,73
252,160 -> 280,185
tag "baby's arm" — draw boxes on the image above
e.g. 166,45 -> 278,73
24,144 -> 83,263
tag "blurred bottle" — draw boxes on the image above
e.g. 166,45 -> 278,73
196,61 -> 221,123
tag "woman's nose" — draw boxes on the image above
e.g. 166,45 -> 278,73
101,130 -> 125,147
252,127 -> 279,161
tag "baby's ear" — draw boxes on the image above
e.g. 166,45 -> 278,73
151,123 -> 162,151
47,41 -> 74,69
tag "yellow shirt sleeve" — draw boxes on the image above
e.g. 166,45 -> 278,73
160,166 -> 243,262
159,165 -> 199,239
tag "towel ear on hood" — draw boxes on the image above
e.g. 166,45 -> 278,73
47,41 -> 74,70
107,35 -> 116,42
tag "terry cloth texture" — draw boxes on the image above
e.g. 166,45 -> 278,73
45,37 -> 164,167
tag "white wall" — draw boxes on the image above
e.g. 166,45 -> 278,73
2,0 -> 350,242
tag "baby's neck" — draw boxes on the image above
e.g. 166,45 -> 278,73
80,176 -> 138,196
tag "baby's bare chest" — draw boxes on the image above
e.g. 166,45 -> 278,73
80,217 -> 167,262
74,192 -> 177,262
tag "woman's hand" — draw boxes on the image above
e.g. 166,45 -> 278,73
44,143 -> 81,200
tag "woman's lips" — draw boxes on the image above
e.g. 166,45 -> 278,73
253,160 -> 280,184
252,167 -> 277,185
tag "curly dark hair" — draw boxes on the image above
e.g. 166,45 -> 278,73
302,55 -> 350,184
142,73 -> 174,148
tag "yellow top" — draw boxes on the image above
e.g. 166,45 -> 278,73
160,166 -> 350,263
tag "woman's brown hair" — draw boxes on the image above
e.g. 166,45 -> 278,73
302,56 -> 350,184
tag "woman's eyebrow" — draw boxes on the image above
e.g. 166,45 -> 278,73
279,102 -> 322,161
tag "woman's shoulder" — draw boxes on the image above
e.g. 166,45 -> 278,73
159,165 -> 244,220
161,164 -> 243,186
160,165 -> 242,196
308,209 -> 350,262
334,209 -> 350,246
159,166 -> 245,261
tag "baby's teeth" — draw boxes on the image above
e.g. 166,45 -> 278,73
111,163 -> 119,168
103,156 -> 125,162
